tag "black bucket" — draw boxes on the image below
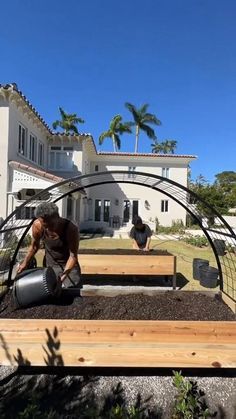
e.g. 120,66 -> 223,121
192,258 -> 209,280
213,239 -> 226,256
199,266 -> 219,288
13,267 -> 58,308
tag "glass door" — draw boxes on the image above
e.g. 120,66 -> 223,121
123,200 -> 130,223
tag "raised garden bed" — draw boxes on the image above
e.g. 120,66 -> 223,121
0,247 -> 235,369
0,290 -> 235,321
78,248 -> 177,289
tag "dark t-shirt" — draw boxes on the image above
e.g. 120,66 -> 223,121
129,224 -> 152,247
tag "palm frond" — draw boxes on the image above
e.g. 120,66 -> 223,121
139,104 -> 149,115
52,120 -> 61,130
99,131 -> 111,145
70,125 -> 79,135
140,123 -> 156,140
110,115 -> 122,130
59,107 -> 67,120
142,113 -> 161,125
114,133 -> 121,150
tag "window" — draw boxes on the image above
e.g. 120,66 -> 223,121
67,195 -> 73,219
29,134 -> 37,162
15,206 -> 36,220
49,146 -> 73,170
18,124 -> 27,157
162,167 -> 169,178
38,141 -> 44,166
95,199 -> 101,221
161,200 -> 169,212
128,166 -> 136,178
95,165 -> 99,172
103,200 -> 110,222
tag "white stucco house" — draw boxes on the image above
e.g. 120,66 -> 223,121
0,83 -> 197,232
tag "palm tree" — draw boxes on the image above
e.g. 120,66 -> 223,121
125,103 -> 161,153
99,115 -> 132,152
52,107 -> 85,134
151,139 -> 177,154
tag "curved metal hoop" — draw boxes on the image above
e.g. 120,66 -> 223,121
0,170 -> 235,301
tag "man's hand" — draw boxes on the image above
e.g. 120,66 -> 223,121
16,262 -> 28,274
143,247 -> 150,252
54,278 -> 62,298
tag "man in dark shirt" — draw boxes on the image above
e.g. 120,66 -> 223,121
17,202 -> 81,289
129,215 -> 152,251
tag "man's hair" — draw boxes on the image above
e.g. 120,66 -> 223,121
132,215 -> 143,226
34,202 -> 59,219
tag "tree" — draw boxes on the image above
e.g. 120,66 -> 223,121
189,174 -> 234,225
99,115 -> 132,152
125,103 -> 161,153
151,139 -> 177,154
52,107 -> 85,134
214,171 -> 236,209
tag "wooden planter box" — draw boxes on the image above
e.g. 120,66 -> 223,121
0,250 -> 235,369
79,253 -> 177,289
0,319 -> 235,368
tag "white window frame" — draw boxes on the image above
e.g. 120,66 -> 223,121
128,166 -> 136,179
162,167 -> 170,178
29,134 -> 37,162
18,123 -> 27,157
49,145 -> 74,171
161,200 -> 169,213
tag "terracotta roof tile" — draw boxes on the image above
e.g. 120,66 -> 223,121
97,152 -> 197,158
9,160 -> 65,183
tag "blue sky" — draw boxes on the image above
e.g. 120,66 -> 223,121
1,0 -> 236,183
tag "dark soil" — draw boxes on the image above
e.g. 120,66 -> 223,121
78,249 -> 171,255
0,290 -> 235,320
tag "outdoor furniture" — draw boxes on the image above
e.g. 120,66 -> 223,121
112,215 -> 120,228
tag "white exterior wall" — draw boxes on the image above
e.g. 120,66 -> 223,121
84,159 -> 189,227
8,101 -> 48,169
0,102 -> 10,219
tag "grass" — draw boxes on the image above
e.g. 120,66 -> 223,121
34,237 -> 235,293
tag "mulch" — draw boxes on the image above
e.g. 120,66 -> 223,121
0,290 -> 235,321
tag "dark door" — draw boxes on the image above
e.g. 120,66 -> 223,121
123,200 -> 130,223
132,200 -> 139,220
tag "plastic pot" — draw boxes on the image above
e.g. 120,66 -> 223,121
192,258 -> 209,281
213,239 -> 226,256
13,267 -> 58,308
199,266 -> 219,288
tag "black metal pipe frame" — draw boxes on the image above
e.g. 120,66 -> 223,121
0,171 -> 235,300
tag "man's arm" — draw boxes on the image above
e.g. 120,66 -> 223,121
17,220 -> 42,273
130,227 -> 140,250
143,225 -> 152,251
60,222 -> 79,283
143,236 -> 151,251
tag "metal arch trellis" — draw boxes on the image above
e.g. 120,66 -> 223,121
0,170 -> 235,301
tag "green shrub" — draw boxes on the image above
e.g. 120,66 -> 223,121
157,219 -> 185,235
172,370 -> 215,418
180,235 -> 208,248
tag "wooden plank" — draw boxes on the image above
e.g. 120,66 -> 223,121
221,291 -> 236,314
0,320 -> 235,368
78,255 -> 175,275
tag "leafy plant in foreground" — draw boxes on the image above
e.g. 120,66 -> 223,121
172,371 -> 215,418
